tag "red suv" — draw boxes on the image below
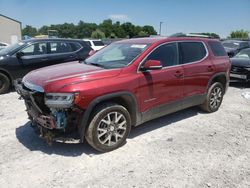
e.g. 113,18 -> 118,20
16,37 -> 231,152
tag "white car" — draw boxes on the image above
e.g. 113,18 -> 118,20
0,42 -> 9,51
83,39 -> 105,51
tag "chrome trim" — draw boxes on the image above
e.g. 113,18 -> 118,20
137,41 -> 209,73
23,80 -> 44,92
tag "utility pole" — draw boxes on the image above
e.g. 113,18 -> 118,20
159,22 -> 163,36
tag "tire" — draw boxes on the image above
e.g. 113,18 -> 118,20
200,82 -> 224,113
0,73 -> 10,94
85,103 -> 131,152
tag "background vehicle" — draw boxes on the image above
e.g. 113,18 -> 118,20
222,40 -> 250,57
83,39 -> 105,51
230,48 -> 250,82
0,42 -> 8,51
16,37 -> 230,152
0,38 -> 92,94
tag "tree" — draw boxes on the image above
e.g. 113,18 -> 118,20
91,29 -> 106,39
22,25 -> 38,37
142,25 -> 157,35
229,30 -> 249,39
138,31 -> 148,37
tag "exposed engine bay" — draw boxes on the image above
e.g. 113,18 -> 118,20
15,81 -> 83,144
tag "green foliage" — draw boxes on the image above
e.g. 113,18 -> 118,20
200,33 -> 220,39
91,29 -> 106,39
22,25 -> 38,37
138,31 -> 148,37
229,30 -> 249,39
22,19 -> 157,39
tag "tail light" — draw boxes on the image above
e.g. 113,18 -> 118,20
88,50 -> 96,56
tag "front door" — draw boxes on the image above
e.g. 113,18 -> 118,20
138,42 -> 184,119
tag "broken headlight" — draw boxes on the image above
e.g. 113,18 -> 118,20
45,93 -> 75,108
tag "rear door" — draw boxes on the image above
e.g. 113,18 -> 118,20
179,41 -> 214,98
46,41 -> 78,64
138,42 -> 184,114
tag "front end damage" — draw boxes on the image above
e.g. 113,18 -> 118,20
15,81 -> 83,144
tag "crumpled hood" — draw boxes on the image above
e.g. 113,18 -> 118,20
231,58 -> 250,68
23,61 -> 121,92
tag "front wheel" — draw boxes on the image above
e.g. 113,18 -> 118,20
85,103 -> 131,152
201,82 -> 224,113
0,73 -> 10,94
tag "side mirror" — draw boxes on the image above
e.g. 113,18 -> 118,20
140,60 -> 162,71
16,52 -> 24,59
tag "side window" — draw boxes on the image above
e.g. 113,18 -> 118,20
20,42 -> 47,56
179,42 -> 207,64
49,42 -> 73,54
208,41 -> 227,57
70,42 -> 82,51
146,43 -> 178,67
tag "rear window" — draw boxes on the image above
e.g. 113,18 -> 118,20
208,41 -> 227,57
179,42 -> 207,64
93,41 -> 104,46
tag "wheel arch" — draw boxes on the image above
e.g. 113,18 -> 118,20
78,91 -> 140,142
207,72 -> 228,93
0,68 -> 13,84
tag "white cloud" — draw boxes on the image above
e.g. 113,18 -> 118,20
108,14 -> 129,21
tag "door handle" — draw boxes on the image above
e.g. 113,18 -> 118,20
207,65 -> 214,72
41,58 -> 48,61
174,70 -> 183,78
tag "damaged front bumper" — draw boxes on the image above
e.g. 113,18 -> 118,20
15,80 -> 83,144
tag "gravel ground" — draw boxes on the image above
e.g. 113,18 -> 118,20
0,84 -> 250,188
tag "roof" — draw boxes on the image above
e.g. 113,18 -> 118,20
117,37 -> 219,45
23,38 -> 86,43
0,14 -> 21,24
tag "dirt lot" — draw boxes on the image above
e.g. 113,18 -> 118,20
0,84 -> 250,188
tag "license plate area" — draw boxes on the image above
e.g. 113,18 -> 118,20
230,73 -> 247,80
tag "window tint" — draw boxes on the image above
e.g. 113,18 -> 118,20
208,41 -> 227,57
21,42 -> 47,56
85,41 -> 91,46
179,42 -> 207,64
146,43 -> 178,67
239,42 -> 249,49
70,42 -> 82,51
49,42 -> 73,54
93,41 -> 104,46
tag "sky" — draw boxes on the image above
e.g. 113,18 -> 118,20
0,0 -> 249,38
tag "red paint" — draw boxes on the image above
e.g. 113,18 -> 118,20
23,37 -> 231,113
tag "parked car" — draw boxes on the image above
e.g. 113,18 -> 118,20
230,48 -> 250,82
16,37 -> 230,152
83,39 -> 105,51
222,40 -> 250,57
0,38 -> 92,94
0,42 -> 8,51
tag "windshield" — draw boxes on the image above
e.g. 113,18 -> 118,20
234,48 -> 250,59
222,41 -> 239,49
0,42 -> 24,55
84,43 -> 149,69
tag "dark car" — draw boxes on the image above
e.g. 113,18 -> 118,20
16,37 -> 230,152
0,38 -> 92,94
222,40 -> 250,57
230,48 -> 250,82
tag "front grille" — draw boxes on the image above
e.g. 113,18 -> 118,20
231,66 -> 248,74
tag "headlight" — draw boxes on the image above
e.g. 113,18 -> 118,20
45,93 -> 75,108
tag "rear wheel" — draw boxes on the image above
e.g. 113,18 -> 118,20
201,82 -> 224,113
0,73 -> 10,94
85,103 -> 131,152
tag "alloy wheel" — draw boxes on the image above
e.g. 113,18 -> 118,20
210,87 -> 222,109
97,111 -> 127,146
